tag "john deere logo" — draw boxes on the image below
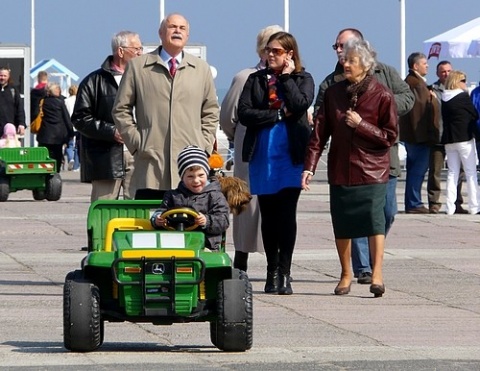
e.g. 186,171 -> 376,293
152,263 -> 165,274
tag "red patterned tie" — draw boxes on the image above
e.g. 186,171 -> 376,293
169,58 -> 177,77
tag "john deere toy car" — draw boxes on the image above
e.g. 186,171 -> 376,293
0,146 -> 61,201
63,200 -> 253,352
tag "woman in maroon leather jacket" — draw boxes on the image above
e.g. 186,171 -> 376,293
301,39 -> 397,298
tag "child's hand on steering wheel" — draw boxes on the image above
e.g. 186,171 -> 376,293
195,213 -> 207,227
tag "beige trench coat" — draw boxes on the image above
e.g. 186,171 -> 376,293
112,48 -> 219,192
219,65 -> 263,253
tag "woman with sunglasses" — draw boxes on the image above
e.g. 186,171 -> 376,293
441,71 -> 480,215
238,31 -> 314,295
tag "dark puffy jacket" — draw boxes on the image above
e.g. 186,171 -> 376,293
36,95 -> 73,145
152,180 -> 230,250
237,68 -> 315,165
71,56 -> 124,183
304,78 -> 398,186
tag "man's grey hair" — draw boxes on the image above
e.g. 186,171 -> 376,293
407,52 -> 427,69
111,31 -> 139,54
256,25 -> 283,58
342,38 -> 377,75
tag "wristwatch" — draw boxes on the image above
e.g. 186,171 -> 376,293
277,109 -> 285,122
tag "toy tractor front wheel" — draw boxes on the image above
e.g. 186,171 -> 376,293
63,270 -> 103,352
0,176 -> 9,202
210,270 -> 253,351
46,173 -> 62,201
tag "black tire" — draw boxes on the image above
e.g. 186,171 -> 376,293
0,176 -> 9,202
210,270 -> 253,352
63,273 -> 102,352
46,173 -> 62,201
32,189 -> 46,201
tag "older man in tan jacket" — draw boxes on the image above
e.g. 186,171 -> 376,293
112,13 -> 219,199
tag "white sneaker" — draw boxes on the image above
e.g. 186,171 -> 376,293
68,159 -> 74,171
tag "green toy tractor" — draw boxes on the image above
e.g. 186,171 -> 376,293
63,200 -> 253,352
0,147 -> 61,201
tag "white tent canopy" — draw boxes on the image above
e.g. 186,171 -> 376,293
424,17 -> 480,59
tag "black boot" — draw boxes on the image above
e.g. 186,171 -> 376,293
233,251 -> 248,272
264,270 -> 279,293
278,273 -> 293,295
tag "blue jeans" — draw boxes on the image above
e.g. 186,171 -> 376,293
404,142 -> 430,210
352,176 -> 398,276
65,135 -> 80,170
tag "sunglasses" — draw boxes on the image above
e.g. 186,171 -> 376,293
460,79 -> 466,83
332,43 -> 344,50
264,47 -> 287,56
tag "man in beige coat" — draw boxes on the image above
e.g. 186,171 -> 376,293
112,13 -> 219,199
219,25 -> 282,272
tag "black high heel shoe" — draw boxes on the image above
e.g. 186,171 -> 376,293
278,274 -> 293,295
264,270 -> 279,293
370,284 -> 385,298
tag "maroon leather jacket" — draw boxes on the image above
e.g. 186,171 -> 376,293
304,77 -> 398,186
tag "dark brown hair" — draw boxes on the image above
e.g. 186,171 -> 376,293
267,31 -> 303,73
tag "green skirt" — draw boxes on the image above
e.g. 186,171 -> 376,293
330,184 -> 387,239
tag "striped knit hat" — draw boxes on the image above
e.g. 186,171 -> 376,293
177,145 -> 210,178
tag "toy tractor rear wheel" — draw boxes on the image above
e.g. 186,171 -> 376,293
210,270 -> 253,351
63,270 -> 102,352
32,189 -> 46,201
0,176 -> 9,202
46,173 -> 62,201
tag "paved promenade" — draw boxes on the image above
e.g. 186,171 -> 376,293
1,166 -> 480,370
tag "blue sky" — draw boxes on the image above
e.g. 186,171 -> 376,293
2,0 -> 480,99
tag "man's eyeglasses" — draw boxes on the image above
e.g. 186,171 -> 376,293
332,43 -> 344,51
264,47 -> 287,56
121,46 -> 143,52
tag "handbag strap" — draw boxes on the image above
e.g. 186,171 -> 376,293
38,98 -> 44,115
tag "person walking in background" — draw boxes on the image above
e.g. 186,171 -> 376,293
441,71 -> 479,215
400,52 -> 440,214
0,123 -> 21,148
30,70 -> 48,123
0,67 -> 26,136
470,80 -> 480,169
427,61 -> 466,214
64,84 -> 80,171
219,24 -> 283,272
36,83 -> 74,172
302,38 -> 398,298
112,13 -> 219,200
72,30 -> 142,202
150,145 -> 230,251
313,28 -> 414,285
238,31 -> 314,295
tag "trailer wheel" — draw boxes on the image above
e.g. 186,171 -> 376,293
63,273 -> 102,352
0,176 -> 9,202
210,270 -> 253,351
46,173 -> 62,201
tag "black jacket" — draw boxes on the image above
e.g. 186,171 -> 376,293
72,56 -> 124,183
441,90 -> 479,144
36,95 -> 73,145
0,83 -> 26,133
238,68 -> 315,164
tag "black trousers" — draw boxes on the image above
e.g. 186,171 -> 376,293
39,143 -> 63,173
257,187 -> 301,275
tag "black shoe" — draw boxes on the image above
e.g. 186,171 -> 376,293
370,283 -> 385,298
264,270 -> 279,293
278,274 -> 293,295
455,206 -> 468,214
357,272 -> 372,284
233,251 -> 248,272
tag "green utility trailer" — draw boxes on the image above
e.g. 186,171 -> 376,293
0,147 -> 61,201
63,200 -> 253,352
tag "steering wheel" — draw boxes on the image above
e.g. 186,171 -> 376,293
160,207 -> 200,231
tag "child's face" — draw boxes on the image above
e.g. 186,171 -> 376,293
182,168 -> 208,193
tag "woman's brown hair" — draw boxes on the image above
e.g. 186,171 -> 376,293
267,31 -> 303,73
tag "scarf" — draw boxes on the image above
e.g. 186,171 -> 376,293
346,74 -> 373,110
267,71 -> 284,110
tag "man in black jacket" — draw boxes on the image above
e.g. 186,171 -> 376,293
72,30 -> 142,202
0,67 -> 26,136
